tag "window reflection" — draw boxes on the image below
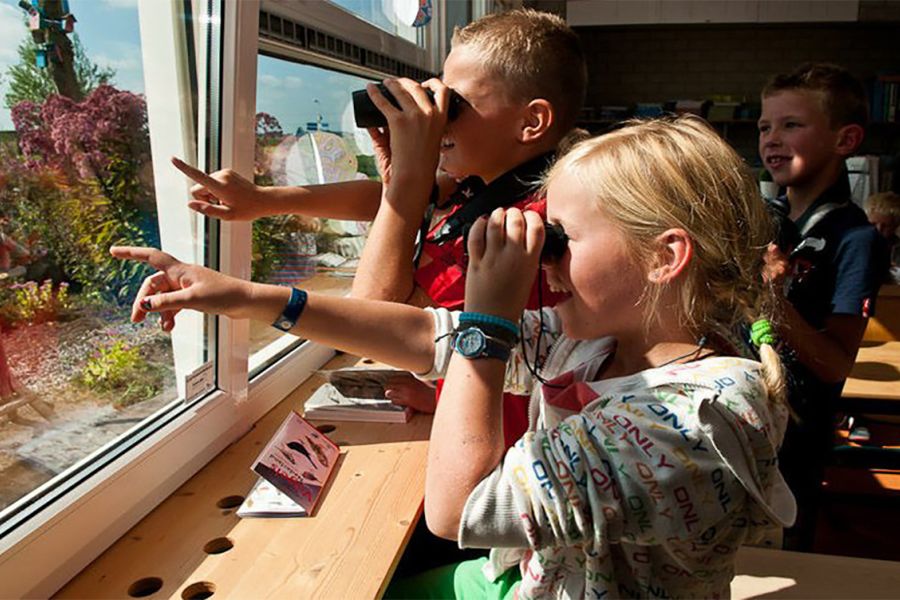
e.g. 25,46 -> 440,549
328,0 -> 420,43
250,56 -> 379,361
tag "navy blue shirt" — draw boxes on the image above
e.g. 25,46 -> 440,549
786,173 -> 888,329
780,172 -> 888,411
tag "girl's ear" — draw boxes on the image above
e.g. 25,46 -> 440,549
519,99 -> 554,144
835,123 -> 864,156
648,228 -> 692,283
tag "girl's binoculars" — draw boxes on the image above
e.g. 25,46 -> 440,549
541,222 -> 568,263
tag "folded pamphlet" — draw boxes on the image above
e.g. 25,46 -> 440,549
240,411 -> 340,517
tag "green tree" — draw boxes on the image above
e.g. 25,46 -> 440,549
4,33 -> 114,109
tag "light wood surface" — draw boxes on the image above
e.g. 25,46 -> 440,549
732,546 -> 900,599
842,340 -> 900,401
57,354 -> 431,600
864,285 -> 900,342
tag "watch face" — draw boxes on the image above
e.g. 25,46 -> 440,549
455,327 -> 487,357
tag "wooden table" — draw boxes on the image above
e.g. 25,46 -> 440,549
732,546 -> 900,599
864,284 -> 900,342
841,340 -> 900,412
57,354 -> 431,599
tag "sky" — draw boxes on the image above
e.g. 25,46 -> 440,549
0,0 -> 418,134
0,0 -> 144,130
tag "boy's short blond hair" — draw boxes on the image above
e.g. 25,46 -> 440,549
865,191 -> 900,219
451,9 -> 587,135
761,62 -> 868,129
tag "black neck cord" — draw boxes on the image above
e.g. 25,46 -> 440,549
519,269 -> 566,388
518,269 -> 710,387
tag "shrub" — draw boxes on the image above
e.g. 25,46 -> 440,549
2,279 -> 72,325
78,340 -> 163,408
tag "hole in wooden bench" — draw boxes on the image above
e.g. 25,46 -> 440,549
216,495 -> 244,509
203,537 -> 234,555
361,358 -> 375,364
316,424 -> 336,433
181,581 -> 216,599
128,577 -> 163,597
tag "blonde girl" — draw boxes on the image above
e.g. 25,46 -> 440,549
113,115 -> 795,599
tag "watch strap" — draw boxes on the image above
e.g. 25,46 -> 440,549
452,326 -> 513,361
458,312 -> 519,344
272,287 -> 308,332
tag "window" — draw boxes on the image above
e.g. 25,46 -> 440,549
249,0 -> 437,373
329,0 -> 420,43
0,0 -> 208,519
0,0 -> 451,596
0,0 -> 217,595
249,57 -> 379,370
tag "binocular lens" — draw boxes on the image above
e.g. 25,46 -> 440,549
541,222 -> 568,263
352,83 -> 461,129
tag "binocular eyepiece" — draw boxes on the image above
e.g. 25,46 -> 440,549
541,222 -> 568,263
352,83 -> 462,129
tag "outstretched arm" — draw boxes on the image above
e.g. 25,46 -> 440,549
109,246 -> 435,373
172,158 -> 383,222
350,78 -> 449,303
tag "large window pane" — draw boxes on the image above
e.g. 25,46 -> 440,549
0,0 -> 204,512
250,55 -> 378,365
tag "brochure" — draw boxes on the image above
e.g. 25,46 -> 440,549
245,411 -> 340,515
237,477 -> 306,518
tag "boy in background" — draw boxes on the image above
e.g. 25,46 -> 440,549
758,62 -> 889,550
174,9 -> 586,447
865,191 -> 900,279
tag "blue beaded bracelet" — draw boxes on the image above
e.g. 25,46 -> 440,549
458,312 -> 519,337
272,287 -> 308,332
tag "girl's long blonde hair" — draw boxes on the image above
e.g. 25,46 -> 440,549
546,115 -> 785,405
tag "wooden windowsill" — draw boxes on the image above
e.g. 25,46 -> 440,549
57,353 -> 431,599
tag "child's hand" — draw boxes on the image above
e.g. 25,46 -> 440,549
366,125 -> 393,185
762,242 -> 790,288
384,377 -> 436,414
364,78 -> 449,185
465,208 -> 544,322
109,246 -> 260,332
172,157 -> 266,221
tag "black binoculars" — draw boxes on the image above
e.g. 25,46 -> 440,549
541,222 -> 568,263
459,219 -> 567,262
352,83 -> 462,129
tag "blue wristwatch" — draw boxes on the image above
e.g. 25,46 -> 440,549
272,287 -> 308,332
453,326 -> 513,361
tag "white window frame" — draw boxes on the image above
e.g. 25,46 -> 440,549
0,0 -> 451,596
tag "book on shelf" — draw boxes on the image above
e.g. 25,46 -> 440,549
870,73 -> 900,123
303,367 -> 418,423
238,410 -> 340,517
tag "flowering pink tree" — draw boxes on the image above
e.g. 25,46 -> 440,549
4,85 -> 156,302
12,85 -> 151,207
